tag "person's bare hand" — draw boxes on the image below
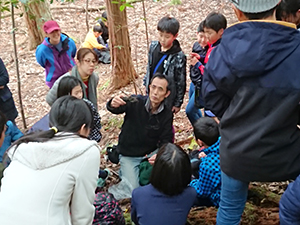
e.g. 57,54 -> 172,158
198,152 -> 207,159
148,154 -> 157,165
111,95 -> 126,108
190,56 -> 199,66
172,106 -> 180,114
190,52 -> 200,60
0,86 -> 4,89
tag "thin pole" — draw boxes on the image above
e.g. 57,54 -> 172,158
11,3 -> 27,129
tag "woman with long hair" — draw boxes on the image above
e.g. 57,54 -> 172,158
0,96 -> 100,225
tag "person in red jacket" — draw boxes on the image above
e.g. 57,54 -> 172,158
190,12 -> 227,121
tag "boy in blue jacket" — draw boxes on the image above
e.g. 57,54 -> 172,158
36,21 -> 77,88
189,117 -> 221,207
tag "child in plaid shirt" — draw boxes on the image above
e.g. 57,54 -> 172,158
190,117 -> 221,207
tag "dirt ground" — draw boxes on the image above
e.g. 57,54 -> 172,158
0,0 -> 286,224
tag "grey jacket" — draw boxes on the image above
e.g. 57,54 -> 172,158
144,41 -> 186,108
46,66 -> 99,108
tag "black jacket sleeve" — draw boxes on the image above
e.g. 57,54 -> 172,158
173,53 -> 187,107
106,98 -> 128,114
0,58 -> 9,86
158,111 -> 174,147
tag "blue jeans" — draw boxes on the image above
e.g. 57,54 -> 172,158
119,155 -> 144,190
119,151 -> 157,190
186,83 -> 202,125
216,171 -> 249,225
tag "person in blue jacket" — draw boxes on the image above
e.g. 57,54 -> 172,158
0,58 -> 18,124
201,0 -> 300,224
36,20 -> 77,88
280,176 -> 300,224
0,111 -> 23,186
131,143 -> 196,225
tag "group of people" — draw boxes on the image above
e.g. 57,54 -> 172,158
1,0 -> 300,224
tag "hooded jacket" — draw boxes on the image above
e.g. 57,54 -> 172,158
144,40 -> 186,109
0,134 -> 100,225
36,34 -> 77,88
202,20 -> 300,182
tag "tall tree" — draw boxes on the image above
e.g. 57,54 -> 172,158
105,0 -> 137,89
21,0 -> 52,50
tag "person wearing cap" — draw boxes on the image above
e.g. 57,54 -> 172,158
36,20 -> 77,88
201,0 -> 300,224
276,0 -> 300,29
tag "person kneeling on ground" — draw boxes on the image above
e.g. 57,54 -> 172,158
106,73 -> 173,193
189,117 -> 221,207
82,25 -> 110,64
131,143 -> 196,225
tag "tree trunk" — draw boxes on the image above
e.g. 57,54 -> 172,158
105,0 -> 137,90
22,0 -> 52,50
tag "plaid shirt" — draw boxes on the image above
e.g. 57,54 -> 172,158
83,98 -> 102,142
190,137 -> 221,206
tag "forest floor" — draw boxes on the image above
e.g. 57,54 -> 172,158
0,0 -> 289,224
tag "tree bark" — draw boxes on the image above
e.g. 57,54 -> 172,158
22,0 -> 52,50
105,0 -> 137,90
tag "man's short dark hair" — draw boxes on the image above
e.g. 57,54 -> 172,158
150,143 -> 191,196
276,0 -> 300,20
150,73 -> 170,91
193,117 -> 219,146
93,25 -> 103,33
197,21 -> 205,33
203,12 -> 227,32
243,5 -> 278,20
157,16 -> 180,36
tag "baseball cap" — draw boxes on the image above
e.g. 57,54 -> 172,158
231,0 -> 281,13
43,20 -> 61,34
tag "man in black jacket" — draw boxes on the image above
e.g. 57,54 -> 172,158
107,73 -> 173,189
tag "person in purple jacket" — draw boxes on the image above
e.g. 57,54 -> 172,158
36,20 -> 77,88
131,143 -> 196,225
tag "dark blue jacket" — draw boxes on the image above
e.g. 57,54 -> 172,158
131,184 -> 196,225
202,21 -> 300,182
280,175 -> 300,224
0,58 -> 18,122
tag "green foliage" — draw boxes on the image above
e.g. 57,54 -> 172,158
0,0 -> 11,12
123,212 -> 133,225
104,117 -> 123,130
0,0 -> 75,13
169,0 -> 181,5
110,0 -> 134,12
99,79 -> 110,91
